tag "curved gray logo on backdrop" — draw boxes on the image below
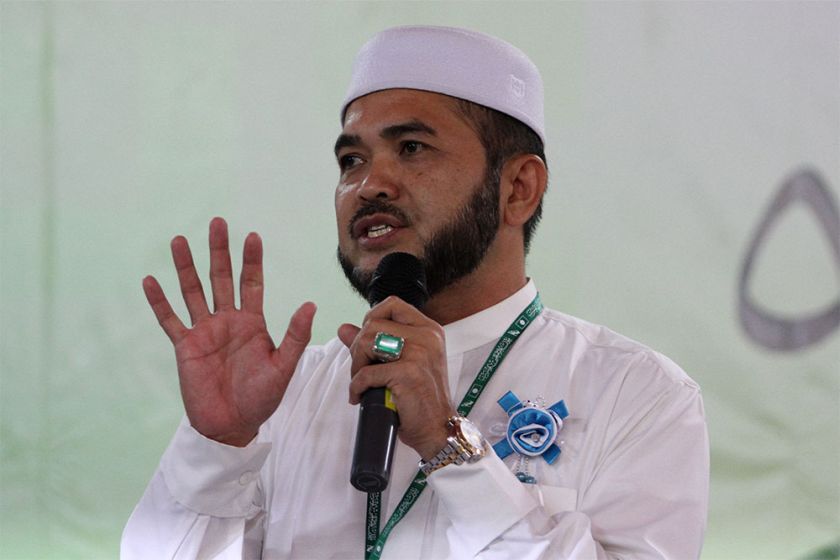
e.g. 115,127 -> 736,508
738,167 -> 840,351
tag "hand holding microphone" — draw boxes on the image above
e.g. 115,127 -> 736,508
338,253 -> 454,492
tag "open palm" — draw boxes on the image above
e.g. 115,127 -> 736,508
143,218 -> 316,447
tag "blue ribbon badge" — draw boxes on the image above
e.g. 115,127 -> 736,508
492,391 -> 569,482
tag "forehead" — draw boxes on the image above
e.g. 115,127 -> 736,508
341,89 -> 476,137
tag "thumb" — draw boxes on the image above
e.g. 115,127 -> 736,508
337,323 -> 360,348
274,302 -> 317,371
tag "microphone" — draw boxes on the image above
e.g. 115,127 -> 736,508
350,252 -> 429,493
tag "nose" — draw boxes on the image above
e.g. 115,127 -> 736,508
358,156 -> 400,202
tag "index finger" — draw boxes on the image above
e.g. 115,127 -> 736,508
363,295 -> 435,328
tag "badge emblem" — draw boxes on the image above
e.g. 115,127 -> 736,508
492,391 -> 569,483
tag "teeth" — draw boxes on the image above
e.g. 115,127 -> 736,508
367,224 -> 394,238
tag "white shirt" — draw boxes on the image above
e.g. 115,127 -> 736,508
122,281 -> 709,559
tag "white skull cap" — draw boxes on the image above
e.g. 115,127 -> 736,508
341,25 -> 545,144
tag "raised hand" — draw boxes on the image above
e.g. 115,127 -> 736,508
143,217 -> 316,447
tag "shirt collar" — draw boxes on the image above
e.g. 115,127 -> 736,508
443,279 -> 538,356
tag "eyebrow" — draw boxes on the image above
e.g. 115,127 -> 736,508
334,134 -> 361,157
380,120 -> 437,140
333,120 -> 438,157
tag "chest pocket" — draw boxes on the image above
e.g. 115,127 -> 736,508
530,416 -> 586,514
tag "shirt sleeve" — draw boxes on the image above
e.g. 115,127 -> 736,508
428,376 -> 709,560
120,417 -> 272,560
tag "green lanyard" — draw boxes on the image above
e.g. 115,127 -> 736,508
364,294 -> 544,560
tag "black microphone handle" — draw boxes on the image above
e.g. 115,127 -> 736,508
350,387 -> 399,492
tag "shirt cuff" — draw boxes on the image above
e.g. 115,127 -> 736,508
160,417 -> 272,518
427,453 -> 539,555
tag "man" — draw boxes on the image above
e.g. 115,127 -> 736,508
122,26 -> 708,559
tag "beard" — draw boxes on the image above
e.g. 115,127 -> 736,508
337,167 -> 501,304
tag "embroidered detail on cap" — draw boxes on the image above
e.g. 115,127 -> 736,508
510,74 -> 525,98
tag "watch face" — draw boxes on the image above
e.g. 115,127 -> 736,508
459,419 -> 484,448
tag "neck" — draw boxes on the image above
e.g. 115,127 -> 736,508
422,249 -> 527,325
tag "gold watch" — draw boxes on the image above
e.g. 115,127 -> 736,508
419,416 -> 487,476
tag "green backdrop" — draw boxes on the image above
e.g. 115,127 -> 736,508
2,2 -> 838,558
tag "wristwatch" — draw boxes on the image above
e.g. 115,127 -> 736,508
419,415 -> 487,476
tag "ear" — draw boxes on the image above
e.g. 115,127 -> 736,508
500,154 -> 547,228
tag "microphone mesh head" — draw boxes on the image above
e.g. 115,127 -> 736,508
367,252 -> 429,309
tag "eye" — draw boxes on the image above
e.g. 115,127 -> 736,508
338,154 -> 364,172
401,141 -> 424,155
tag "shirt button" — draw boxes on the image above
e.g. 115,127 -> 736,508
239,471 -> 256,485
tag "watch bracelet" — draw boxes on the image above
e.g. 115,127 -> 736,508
419,436 -> 464,475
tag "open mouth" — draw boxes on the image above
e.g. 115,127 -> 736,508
351,212 -> 407,240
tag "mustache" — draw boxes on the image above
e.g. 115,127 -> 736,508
348,200 -> 412,238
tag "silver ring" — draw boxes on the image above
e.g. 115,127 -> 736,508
372,332 -> 405,362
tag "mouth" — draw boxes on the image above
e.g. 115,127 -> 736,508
351,213 -> 408,240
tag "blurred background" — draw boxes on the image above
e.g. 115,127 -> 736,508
1,1 -> 838,558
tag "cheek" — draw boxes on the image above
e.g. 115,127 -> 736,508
335,186 -> 352,215
334,183 -> 346,206
334,189 -> 352,237
418,178 -> 468,218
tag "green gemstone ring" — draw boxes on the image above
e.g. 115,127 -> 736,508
372,332 -> 405,362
